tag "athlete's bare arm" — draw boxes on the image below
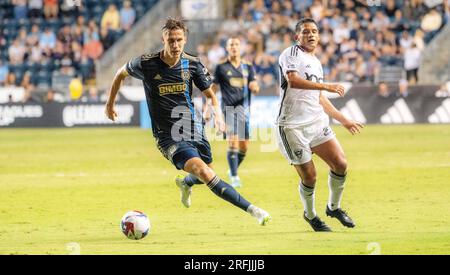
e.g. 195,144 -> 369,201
105,64 -> 129,121
286,71 -> 344,96
319,92 -> 363,135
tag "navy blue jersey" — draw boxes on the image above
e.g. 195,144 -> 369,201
213,60 -> 256,109
126,52 -> 212,138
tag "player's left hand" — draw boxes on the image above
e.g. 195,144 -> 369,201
342,119 -> 363,135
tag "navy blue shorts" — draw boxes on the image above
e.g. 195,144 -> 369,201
223,106 -> 250,140
156,135 -> 213,170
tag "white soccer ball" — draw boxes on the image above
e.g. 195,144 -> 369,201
120,210 -> 151,240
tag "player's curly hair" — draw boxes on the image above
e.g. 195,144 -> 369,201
163,17 -> 189,35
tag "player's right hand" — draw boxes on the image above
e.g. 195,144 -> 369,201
105,103 -> 118,121
325,84 -> 345,97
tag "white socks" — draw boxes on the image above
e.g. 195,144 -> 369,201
299,183 -> 316,220
327,171 -> 346,211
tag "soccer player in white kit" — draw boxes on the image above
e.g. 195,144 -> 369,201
277,19 -> 363,231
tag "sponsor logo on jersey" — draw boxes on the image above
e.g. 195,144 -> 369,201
158,82 -> 187,95
229,78 -> 246,88
305,72 -> 323,83
181,70 -> 191,81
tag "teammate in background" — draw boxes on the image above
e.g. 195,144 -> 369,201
210,37 -> 260,188
277,18 -> 363,231
105,18 -> 270,225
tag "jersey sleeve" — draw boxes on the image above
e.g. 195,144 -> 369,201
213,65 -> 221,84
193,61 -> 212,92
125,55 -> 145,80
279,50 -> 301,76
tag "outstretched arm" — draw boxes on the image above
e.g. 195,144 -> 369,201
319,92 -> 363,135
286,71 -> 345,96
105,64 -> 129,121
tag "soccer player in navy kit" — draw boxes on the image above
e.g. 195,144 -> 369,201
105,19 -> 270,225
212,37 -> 260,188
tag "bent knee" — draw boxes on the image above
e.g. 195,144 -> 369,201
332,157 -> 347,175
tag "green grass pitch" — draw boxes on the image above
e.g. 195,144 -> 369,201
0,125 -> 449,254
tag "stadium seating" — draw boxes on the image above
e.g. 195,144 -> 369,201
0,0 -> 159,91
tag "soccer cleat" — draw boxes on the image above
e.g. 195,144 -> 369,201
250,207 -> 271,226
303,213 -> 332,232
231,175 -> 242,188
175,175 -> 192,208
326,206 -> 355,228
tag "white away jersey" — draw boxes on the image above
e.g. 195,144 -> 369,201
277,45 -> 326,126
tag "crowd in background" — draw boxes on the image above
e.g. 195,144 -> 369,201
1,0 -> 450,103
198,0 -> 449,90
0,0 -> 139,103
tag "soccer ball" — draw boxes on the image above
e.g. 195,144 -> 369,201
120,210 -> 151,240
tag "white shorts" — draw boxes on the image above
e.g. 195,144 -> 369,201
277,114 -> 335,165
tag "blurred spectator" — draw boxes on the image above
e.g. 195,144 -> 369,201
28,0 -> 43,19
43,0 -> 59,19
0,61 -> 9,86
84,19 -> 100,44
352,56 -> 368,83
21,71 -> 35,93
6,72 -> 17,86
397,79 -> 409,97
254,52 -> 277,88
82,86 -> 100,103
46,89 -> 55,103
421,8 -> 443,42
101,4 -> 121,31
26,24 -> 41,48
404,43 -> 422,84
23,89 -> 39,103
30,43 -> 43,63
265,33 -> 283,56
8,39 -> 27,65
377,82 -> 392,98
399,31 -> 414,50
39,27 -> 57,51
414,29 -> 426,50
58,25 -> 74,53
309,0 -> 324,22
120,0 -> 136,31
60,0 -> 80,18
100,26 -> 116,51
207,42 -> 226,68
82,35 -> 104,60
435,83 -> 450,97
13,0 -> 28,20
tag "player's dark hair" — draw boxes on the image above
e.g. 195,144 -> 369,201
163,17 -> 189,36
295,18 -> 319,33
